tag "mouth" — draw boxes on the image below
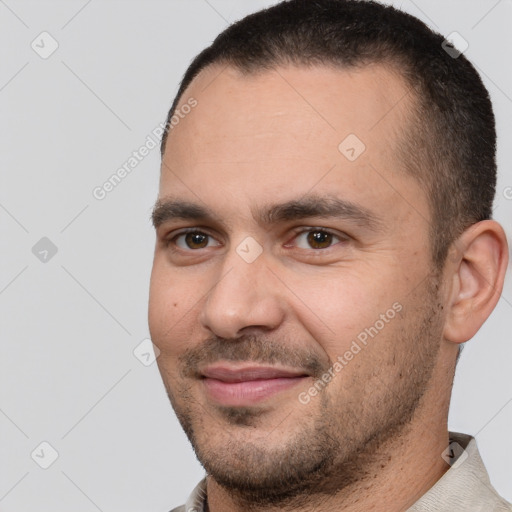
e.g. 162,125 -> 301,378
200,364 -> 310,406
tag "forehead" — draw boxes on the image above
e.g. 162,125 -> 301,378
167,63 -> 412,154
160,63 -> 427,225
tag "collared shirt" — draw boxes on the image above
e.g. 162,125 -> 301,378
170,432 -> 512,511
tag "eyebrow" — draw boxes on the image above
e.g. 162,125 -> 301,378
152,195 -> 382,231
152,200 -> 214,228
255,195 -> 382,230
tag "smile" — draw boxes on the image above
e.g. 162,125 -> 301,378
200,364 -> 310,406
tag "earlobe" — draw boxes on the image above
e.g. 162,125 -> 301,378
443,220 -> 509,344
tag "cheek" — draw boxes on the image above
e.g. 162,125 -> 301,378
149,269 -> 193,354
284,267 -> 398,358
148,267 -> 168,336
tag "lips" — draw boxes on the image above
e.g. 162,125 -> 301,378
200,364 -> 309,406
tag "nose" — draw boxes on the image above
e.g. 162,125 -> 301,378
199,248 -> 286,339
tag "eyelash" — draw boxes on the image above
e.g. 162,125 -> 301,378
165,227 -> 347,251
288,228 -> 346,250
165,228 -> 218,249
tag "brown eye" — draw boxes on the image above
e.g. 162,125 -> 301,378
184,232 -> 209,249
306,230 -> 334,249
291,229 -> 343,250
173,231 -> 218,250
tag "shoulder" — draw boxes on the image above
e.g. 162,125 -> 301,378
409,432 -> 512,511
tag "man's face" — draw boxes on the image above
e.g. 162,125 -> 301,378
149,64 -> 445,500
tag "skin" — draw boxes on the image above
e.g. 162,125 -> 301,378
148,64 -> 508,511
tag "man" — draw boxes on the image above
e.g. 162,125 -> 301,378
148,0 -> 511,510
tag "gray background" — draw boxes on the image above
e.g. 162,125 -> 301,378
0,0 -> 511,510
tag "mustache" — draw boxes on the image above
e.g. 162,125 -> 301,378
179,334 -> 331,379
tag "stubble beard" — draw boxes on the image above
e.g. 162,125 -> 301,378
163,276 -> 444,508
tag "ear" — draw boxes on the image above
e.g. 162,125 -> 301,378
443,220 -> 509,344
